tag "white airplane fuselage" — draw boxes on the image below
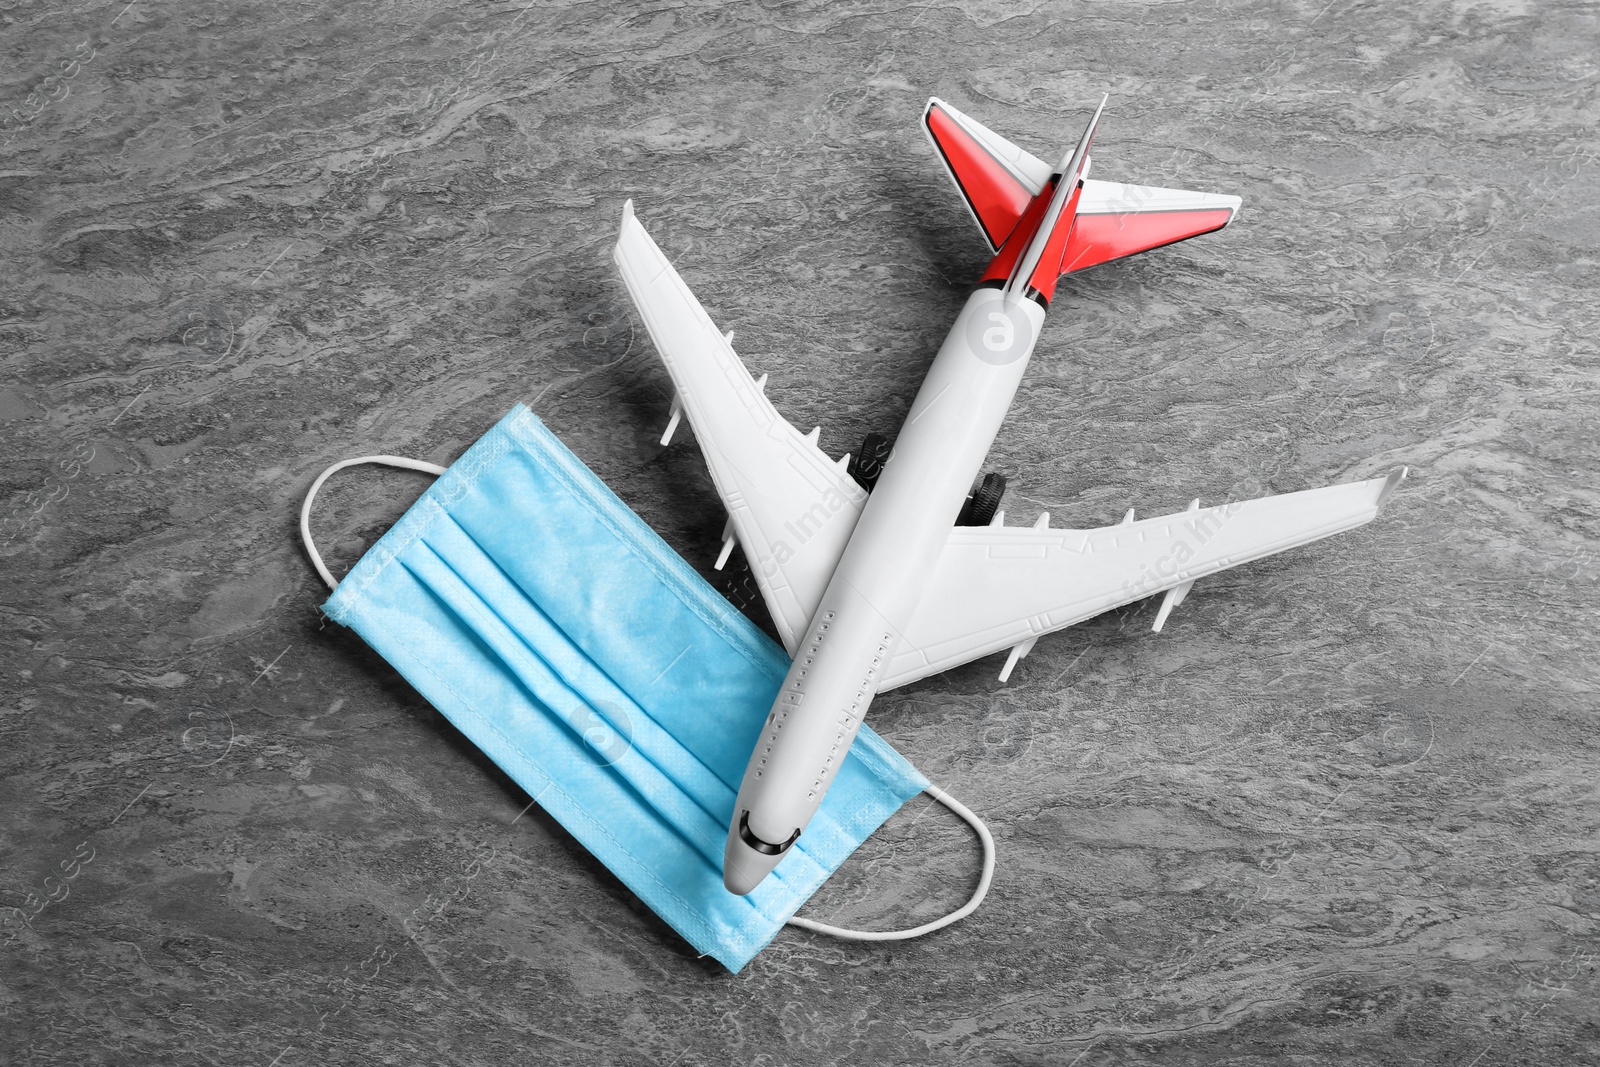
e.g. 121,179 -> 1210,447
723,101 -> 1111,894
722,286 -> 1050,893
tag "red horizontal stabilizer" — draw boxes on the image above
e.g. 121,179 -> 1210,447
924,101 -> 1037,252
1060,207 -> 1236,275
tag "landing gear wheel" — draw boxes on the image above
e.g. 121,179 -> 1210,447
847,432 -> 893,492
957,472 -> 1007,526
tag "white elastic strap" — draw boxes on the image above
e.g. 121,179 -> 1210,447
300,455 -> 447,591
786,784 -> 994,941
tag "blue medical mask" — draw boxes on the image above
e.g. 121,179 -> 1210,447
300,405 -> 990,971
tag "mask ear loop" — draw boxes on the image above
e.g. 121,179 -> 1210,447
785,783 -> 994,941
300,455 -> 447,590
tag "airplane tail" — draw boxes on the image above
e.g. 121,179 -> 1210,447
922,97 -> 1241,300
999,94 -> 1105,301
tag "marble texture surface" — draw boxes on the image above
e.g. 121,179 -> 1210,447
2,0 -> 1597,1063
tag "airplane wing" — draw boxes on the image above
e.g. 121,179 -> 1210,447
613,201 -> 865,655
923,96 -> 1241,272
1063,179 -> 1241,274
879,470 -> 1406,689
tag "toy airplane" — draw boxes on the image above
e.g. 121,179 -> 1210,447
613,96 -> 1405,895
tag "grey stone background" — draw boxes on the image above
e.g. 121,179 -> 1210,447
2,0 -> 1596,1063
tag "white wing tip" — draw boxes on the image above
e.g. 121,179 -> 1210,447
1376,466 -> 1408,508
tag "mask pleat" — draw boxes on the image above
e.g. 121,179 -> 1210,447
426,515 -> 739,831
399,540 -> 730,872
460,442 -> 784,784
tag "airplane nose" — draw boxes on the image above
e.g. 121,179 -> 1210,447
722,834 -> 778,895
722,852 -> 766,896
722,810 -> 800,895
